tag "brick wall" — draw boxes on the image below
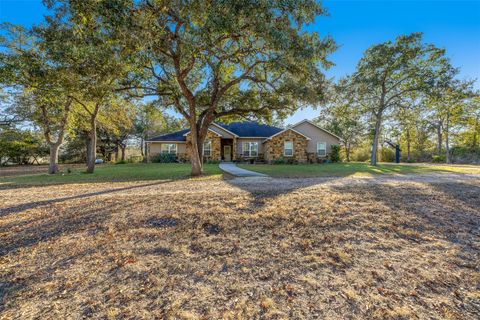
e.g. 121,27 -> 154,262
185,131 -> 221,162
264,130 -> 308,163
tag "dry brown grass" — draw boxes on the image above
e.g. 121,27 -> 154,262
1,172 -> 479,319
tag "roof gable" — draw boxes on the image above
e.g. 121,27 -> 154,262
264,127 -> 311,141
291,120 -> 342,140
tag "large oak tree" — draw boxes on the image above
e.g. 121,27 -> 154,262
0,23 -> 76,174
351,33 -> 449,165
67,0 -> 336,175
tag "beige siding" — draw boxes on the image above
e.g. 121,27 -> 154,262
236,138 -> 265,156
149,142 -> 186,155
292,122 -> 340,154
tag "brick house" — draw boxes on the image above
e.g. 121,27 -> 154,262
146,119 -> 341,163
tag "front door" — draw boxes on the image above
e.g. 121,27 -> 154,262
223,145 -> 231,162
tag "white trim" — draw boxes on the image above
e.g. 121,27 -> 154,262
183,128 -> 223,137
242,141 -> 259,157
265,128 -> 311,141
317,141 -> 327,157
291,119 -> 342,140
161,143 -> 178,155
146,140 -> 186,143
283,141 -> 294,157
211,123 -> 239,137
203,140 -> 212,156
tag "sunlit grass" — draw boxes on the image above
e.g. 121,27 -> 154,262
0,163 -> 223,185
237,162 -> 480,177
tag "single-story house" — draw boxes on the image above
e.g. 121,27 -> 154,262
146,119 -> 341,163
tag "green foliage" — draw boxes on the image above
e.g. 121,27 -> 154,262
432,155 -> 446,163
330,145 -> 341,162
59,131 -> 87,163
316,77 -> 364,161
450,146 -> 480,164
67,0 -> 336,174
272,157 -> 299,165
380,147 -> 396,162
350,146 -> 371,162
152,153 -> 176,163
0,128 -> 46,165
115,160 -> 127,165
128,155 -> 143,163
351,33 -> 451,165
206,160 -> 220,165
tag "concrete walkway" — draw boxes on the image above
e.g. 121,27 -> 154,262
219,162 -> 268,177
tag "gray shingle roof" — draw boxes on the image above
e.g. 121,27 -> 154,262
217,122 -> 282,137
148,122 -> 282,141
148,129 -> 189,141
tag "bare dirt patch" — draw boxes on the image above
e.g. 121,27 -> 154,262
0,173 -> 479,319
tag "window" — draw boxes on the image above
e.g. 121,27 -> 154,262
161,143 -> 177,154
317,142 -> 326,157
203,140 -> 212,156
242,142 -> 258,157
284,141 -> 293,156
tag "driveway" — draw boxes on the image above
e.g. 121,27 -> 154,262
219,162 -> 267,177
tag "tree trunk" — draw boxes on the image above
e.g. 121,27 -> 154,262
140,137 -> 145,157
48,144 -> 61,174
472,115 -> 479,149
406,129 -> 411,162
121,145 -> 126,161
445,114 -> 450,164
345,140 -> 351,162
189,123 -> 204,176
86,119 -> 97,173
437,122 -> 443,155
371,114 -> 382,166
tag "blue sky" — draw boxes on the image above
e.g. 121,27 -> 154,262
1,0 -> 479,124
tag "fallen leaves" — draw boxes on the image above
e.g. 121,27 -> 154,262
0,174 -> 479,319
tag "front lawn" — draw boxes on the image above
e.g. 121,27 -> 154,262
0,163 -> 222,185
1,173 -> 479,318
237,162 -> 480,177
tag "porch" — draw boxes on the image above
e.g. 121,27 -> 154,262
220,138 -> 236,162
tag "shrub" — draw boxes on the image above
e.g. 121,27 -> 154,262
115,160 -> 127,165
128,155 -> 143,163
380,147 -> 395,162
450,146 -> 480,164
285,158 -> 298,165
206,160 -> 220,164
330,145 -> 341,163
432,154 -> 446,163
272,157 -> 299,164
351,147 -> 370,162
152,153 -> 176,163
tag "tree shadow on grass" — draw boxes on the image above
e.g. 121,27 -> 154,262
226,174 -> 480,259
0,180 -> 173,217
0,196 -> 150,257
328,181 -> 480,258
225,176 -> 337,210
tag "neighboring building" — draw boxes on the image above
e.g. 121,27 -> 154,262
146,119 -> 341,163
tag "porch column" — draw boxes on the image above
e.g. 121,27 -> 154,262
232,137 -> 237,161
